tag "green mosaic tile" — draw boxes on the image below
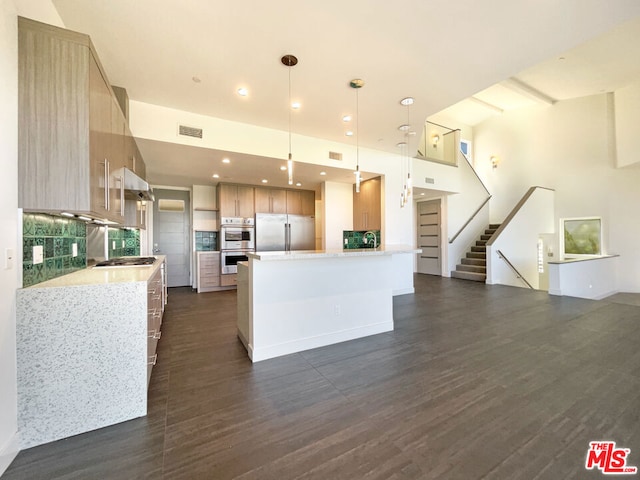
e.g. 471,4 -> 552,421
22,262 -> 36,287
23,215 -> 35,236
45,258 -> 55,280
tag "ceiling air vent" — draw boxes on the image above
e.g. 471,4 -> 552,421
178,124 -> 203,139
328,151 -> 342,161
425,177 -> 435,184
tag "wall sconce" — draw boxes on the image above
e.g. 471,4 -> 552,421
490,155 -> 500,169
431,134 -> 440,148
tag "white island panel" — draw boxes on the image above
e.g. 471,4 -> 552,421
245,253 -> 399,362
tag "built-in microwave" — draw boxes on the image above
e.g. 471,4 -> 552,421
221,226 -> 254,250
221,250 -> 252,274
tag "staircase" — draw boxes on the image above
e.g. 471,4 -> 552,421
451,224 -> 501,282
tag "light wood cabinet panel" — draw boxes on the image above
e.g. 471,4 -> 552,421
255,188 -> 286,214
193,185 -> 217,211
301,190 -> 315,216
353,176 -> 381,231
221,273 -> 237,286
18,17 -> 129,224
110,99 -> 125,223
197,252 -> 221,292
219,184 -> 255,218
286,190 -> 302,215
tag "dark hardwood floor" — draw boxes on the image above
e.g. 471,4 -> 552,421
4,275 -> 640,479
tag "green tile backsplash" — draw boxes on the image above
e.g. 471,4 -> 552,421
23,213 -> 87,287
22,213 -> 142,287
108,227 -> 140,258
343,230 -> 381,249
195,230 -> 217,251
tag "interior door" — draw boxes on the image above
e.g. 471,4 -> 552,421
152,189 -> 191,287
417,199 -> 441,275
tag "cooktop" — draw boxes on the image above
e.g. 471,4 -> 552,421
94,256 -> 157,267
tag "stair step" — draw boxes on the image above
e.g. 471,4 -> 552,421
489,224 -> 501,229
461,257 -> 486,266
456,264 -> 486,274
471,245 -> 486,253
451,270 -> 486,282
466,252 -> 486,259
480,234 -> 492,241
476,240 -> 487,247
484,229 -> 497,235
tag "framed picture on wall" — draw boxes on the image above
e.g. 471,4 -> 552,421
560,217 -> 603,259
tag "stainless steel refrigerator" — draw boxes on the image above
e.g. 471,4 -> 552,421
255,213 -> 315,251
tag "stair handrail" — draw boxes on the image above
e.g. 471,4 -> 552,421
448,151 -> 492,244
496,250 -> 534,289
486,186 -> 555,247
448,196 -> 491,244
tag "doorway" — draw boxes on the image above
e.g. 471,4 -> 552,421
417,199 -> 441,275
152,189 -> 191,287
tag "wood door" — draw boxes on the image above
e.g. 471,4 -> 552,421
286,190 -> 302,215
300,190 -> 315,216
89,54 -> 111,218
236,185 -> 255,218
218,184 -> 238,217
417,200 -> 441,275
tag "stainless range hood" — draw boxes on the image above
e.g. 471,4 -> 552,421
119,167 -> 154,201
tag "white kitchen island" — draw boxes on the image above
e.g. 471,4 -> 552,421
237,245 -> 419,362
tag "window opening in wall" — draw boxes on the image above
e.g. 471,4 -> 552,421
158,199 -> 185,212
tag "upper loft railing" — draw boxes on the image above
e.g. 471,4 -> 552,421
417,121 -> 459,167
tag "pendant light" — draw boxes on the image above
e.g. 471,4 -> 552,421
281,54 -> 298,185
400,97 -> 414,207
350,78 -> 364,193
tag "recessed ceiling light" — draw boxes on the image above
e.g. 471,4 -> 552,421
295,182 -> 302,187
212,174 -> 219,178
280,165 -> 287,171
398,124 -> 410,131
237,87 -> 248,96
400,97 -> 414,106
222,158 -> 231,164
291,102 -> 301,109
342,115 -> 352,122
320,171 -> 327,176
261,179 -> 268,183
345,131 -> 354,137
192,76 -> 201,83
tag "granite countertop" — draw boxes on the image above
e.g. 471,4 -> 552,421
248,245 -> 420,262
23,255 -> 166,288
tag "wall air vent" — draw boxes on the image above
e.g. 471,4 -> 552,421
328,151 -> 343,161
425,177 -> 435,184
178,124 -> 203,139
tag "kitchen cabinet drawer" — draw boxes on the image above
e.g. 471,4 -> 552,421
221,274 -> 237,286
197,251 -> 221,293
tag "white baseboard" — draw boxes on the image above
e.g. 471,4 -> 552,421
0,431 -> 20,477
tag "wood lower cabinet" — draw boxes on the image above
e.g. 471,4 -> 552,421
197,252 -> 221,292
18,17 -> 127,223
147,265 -> 165,385
221,273 -> 237,286
353,176 -> 381,230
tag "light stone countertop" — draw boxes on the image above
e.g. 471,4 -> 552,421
23,255 -> 166,288
248,245 -> 420,262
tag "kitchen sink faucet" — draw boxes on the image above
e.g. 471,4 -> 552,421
363,231 -> 377,248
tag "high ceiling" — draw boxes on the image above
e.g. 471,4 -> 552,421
51,1 -> 640,188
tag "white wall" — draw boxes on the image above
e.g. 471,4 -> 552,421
474,93 -> 640,292
322,182 -> 352,249
0,2 -> 19,473
129,101 -> 415,248
1,4 -> 65,474
614,82 -> 640,168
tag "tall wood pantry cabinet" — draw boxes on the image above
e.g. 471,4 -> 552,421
18,17 -> 126,223
353,176 -> 381,230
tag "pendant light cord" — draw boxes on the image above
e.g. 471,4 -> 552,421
288,64 -> 292,159
356,87 -> 360,172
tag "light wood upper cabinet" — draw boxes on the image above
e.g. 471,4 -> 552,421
18,17 -> 129,223
256,188 -> 287,214
193,185 -> 217,211
301,190 -> 315,216
218,184 -> 255,218
353,176 -> 381,230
